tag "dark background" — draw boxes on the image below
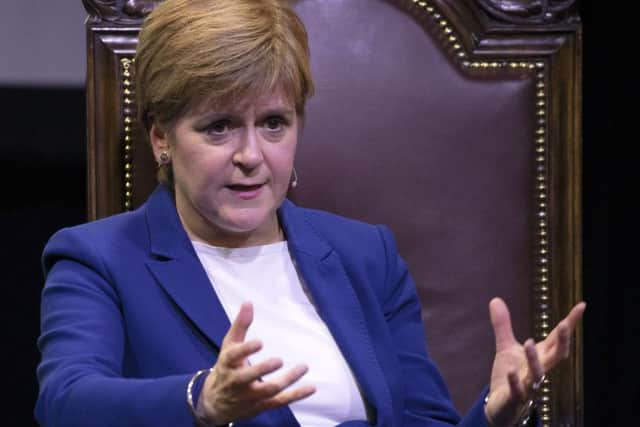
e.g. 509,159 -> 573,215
2,1 -> 627,426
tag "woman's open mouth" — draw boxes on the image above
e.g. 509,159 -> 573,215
226,183 -> 264,199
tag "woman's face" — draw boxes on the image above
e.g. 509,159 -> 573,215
150,89 -> 298,247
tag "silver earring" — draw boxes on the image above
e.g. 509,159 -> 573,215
158,151 -> 170,165
291,167 -> 299,188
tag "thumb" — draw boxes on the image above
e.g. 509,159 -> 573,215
489,297 -> 517,351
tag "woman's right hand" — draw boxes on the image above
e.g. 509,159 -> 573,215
195,302 -> 315,426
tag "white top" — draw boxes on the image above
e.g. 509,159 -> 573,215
193,240 -> 368,427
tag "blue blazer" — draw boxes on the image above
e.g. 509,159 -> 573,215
35,185 -> 488,427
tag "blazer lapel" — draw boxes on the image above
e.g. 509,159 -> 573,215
143,186 -> 230,350
279,201 -> 394,426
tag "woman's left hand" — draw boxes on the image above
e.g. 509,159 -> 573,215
484,297 -> 586,427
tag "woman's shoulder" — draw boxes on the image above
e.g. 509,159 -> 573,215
281,199 -> 396,257
282,201 -> 405,302
42,207 -> 148,270
48,208 -> 144,245
45,185 -> 172,252
283,200 -> 383,235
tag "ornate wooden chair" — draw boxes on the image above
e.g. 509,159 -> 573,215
81,0 -> 583,425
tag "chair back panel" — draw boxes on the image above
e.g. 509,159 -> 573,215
292,0 -> 535,412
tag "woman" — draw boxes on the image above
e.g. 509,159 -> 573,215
35,0 -> 585,426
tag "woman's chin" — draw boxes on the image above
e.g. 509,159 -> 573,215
212,210 -> 279,244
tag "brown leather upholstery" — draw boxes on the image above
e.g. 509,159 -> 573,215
82,0 -> 582,424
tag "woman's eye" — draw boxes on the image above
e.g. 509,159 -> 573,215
207,120 -> 231,135
264,116 -> 285,131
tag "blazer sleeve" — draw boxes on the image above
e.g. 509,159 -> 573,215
376,225 -> 490,427
35,228 -> 197,427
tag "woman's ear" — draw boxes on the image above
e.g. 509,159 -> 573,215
149,123 -> 170,163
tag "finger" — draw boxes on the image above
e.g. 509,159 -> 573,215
524,338 -> 544,388
233,358 -> 284,385
537,302 -> 585,360
545,303 -> 585,344
489,297 -> 517,351
507,370 -> 527,402
252,364 -> 310,399
537,320 -> 572,370
225,302 -> 254,344
259,384 -> 316,411
564,302 -> 586,330
554,320 -> 571,359
221,339 -> 263,367
549,302 -> 586,342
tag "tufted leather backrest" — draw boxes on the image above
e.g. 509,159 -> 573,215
82,0 -> 583,423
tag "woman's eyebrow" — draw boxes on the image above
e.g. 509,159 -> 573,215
259,107 -> 295,117
191,104 -> 295,124
191,111 -> 233,126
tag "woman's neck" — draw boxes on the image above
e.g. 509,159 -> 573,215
181,212 -> 284,248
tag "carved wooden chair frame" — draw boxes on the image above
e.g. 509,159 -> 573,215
81,1 -> 582,426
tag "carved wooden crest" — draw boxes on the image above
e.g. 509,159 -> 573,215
475,0 -> 578,24
82,0 -> 162,23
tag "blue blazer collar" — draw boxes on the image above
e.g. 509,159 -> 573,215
144,188 -> 390,425
144,185 -> 232,351
279,200 -> 392,425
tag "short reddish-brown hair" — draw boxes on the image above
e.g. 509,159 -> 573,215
135,0 -> 314,185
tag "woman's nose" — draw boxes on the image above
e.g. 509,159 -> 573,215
232,128 -> 264,168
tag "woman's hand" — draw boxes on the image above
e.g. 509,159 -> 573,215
195,302 -> 316,426
484,297 -> 586,427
